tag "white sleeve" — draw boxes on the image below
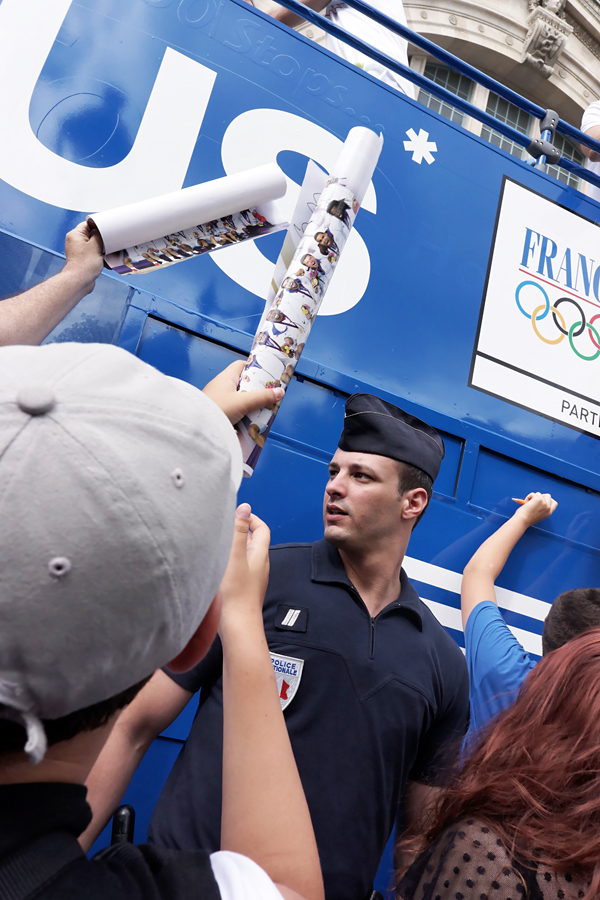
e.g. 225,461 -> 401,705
210,851 -> 286,900
581,100 -> 600,133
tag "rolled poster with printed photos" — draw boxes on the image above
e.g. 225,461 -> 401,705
87,164 -> 287,273
237,127 -> 383,475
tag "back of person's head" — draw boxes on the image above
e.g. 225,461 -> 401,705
542,587 -> 600,654
0,343 -> 241,764
398,627 -> 600,898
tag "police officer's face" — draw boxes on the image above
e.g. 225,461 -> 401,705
323,449 -> 406,551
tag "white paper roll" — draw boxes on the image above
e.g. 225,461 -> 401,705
88,164 -> 287,255
333,127 -> 383,204
236,126 -> 383,475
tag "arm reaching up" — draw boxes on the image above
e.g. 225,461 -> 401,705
219,504 -> 325,900
461,492 -> 557,631
0,221 -> 104,346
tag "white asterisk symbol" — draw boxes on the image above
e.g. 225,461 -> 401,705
403,128 -> 437,165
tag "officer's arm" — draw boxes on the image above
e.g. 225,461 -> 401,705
79,670 -> 192,852
580,124 -> 600,162
461,492 -> 557,631
269,0 -> 328,31
0,222 -> 103,346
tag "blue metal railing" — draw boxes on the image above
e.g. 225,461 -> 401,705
273,0 -> 600,192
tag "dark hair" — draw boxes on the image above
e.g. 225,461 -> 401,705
542,588 -> 600,655
0,676 -> 151,756
397,462 -> 433,529
326,199 -> 350,217
395,628 -> 600,900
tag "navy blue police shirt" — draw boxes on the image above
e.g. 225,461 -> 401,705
149,540 -> 469,900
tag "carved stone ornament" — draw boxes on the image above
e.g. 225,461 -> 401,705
522,5 -> 573,77
528,0 -> 565,15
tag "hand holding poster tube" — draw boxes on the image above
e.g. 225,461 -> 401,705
237,127 -> 383,475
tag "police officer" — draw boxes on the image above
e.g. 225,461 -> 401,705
82,393 -> 469,900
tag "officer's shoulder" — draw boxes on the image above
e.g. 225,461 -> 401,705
419,599 -> 467,664
268,542 -> 313,571
270,542 -> 314,554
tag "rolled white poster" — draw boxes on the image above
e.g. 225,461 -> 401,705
237,127 -> 383,475
88,164 -> 287,255
102,200 -> 288,275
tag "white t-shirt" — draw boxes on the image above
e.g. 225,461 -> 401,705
323,0 -> 414,98
581,100 -> 600,203
210,851 -> 286,900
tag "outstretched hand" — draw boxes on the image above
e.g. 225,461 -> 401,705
203,360 -> 284,425
516,492 -> 557,526
218,503 -> 271,634
64,221 -> 104,289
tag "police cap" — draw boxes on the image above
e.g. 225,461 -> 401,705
338,393 -> 444,482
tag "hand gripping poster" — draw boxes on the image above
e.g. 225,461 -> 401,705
236,127 -> 383,475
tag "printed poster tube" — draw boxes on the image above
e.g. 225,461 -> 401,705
102,201 -> 288,275
237,127 -> 383,476
87,164 -> 287,255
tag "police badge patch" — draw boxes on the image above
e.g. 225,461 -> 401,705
270,652 -> 304,711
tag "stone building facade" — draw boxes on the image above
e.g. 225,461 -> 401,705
257,0 -> 600,193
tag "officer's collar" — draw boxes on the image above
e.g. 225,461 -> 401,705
311,539 -> 423,630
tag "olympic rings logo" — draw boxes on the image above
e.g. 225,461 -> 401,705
515,280 -> 600,361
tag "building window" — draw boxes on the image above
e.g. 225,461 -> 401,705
543,132 -> 583,190
480,93 -> 532,160
417,63 -> 474,126
418,68 -> 584,192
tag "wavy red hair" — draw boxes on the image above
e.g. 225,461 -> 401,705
397,627 -> 600,898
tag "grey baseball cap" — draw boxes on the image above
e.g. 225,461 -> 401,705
0,343 -> 242,762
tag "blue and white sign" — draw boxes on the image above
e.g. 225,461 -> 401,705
472,178 -> 600,439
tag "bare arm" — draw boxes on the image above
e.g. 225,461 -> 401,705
580,124 -> 600,162
394,781 -> 441,871
461,492 -> 557,631
268,0 -> 328,30
80,670 -> 192,852
219,505 -> 324,900
0,222 -> 104,346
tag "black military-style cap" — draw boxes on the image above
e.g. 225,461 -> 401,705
338,393 -> 445,482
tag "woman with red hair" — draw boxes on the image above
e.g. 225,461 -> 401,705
395,627 -> 600,900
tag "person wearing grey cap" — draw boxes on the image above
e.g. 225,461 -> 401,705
0,341 -> 323,900
84,393 -> 469,900
0,222 -> 104,346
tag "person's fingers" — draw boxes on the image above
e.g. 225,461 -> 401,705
248,512 -> 270,549
227,360 -> 246,381
235,387 -> 284,416
88,227 -> 103,249
246,513 -> 271,574
233,502 -> 252,534
226,504 -> 252,559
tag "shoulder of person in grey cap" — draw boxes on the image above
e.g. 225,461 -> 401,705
0,222 -> 104,347
0,342 -> 320,900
